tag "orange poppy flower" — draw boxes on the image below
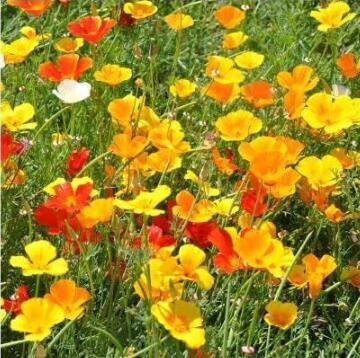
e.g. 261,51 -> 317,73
7,0 -> 53,16
302,254 -> 337,299
172,190 -> 214,223
284,90 -> 306,119
211,147 -> 238,176
67,16 -> 116,43
336,53 -> 360,78
38,54 -> 93,83
241,80 -> 274,108
214,5 -> 245,29
264,301 -> 298,330
340,266 -> 360,288
108,131 -> 148,159
202,81 -> 240,103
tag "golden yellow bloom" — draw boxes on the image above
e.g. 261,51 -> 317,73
0,37 -> 38,64
45,280 -> 91,320
302,254 -> 337,299
301,93 -> 355,134
330,147 -> 360,169
222,31 -> 248,50
235,51 -> 264,70
147,149 -> 182,173
277,65 -> 319,93
94,64 -> 132,86
164,12 -> 194,31
214,5 -> 245,29
215,109 -> 262,141
264,301 -> 298,330
310,1 -> 355,32
77,198 -> 114,228
109,131 -> 148,159
151,300 -> 205,349
206,55 -> 244,84
20,26 -> 49,42
177,244 -> 214,290
51,132 -> 68,146
10,240 -> 68,276
10,298 -> 65,341
297,155 -> 343,190
0,101 -> 36,132
1,159 -> 26,189
324,204 -> 345,223
149,119 -> 190,153
54,37 -> 84,53
114,185 -> 171,216
123,1 -> 157,20
173,190 -> 214,223
213,198 -> 239,216
169,79 -> 197,98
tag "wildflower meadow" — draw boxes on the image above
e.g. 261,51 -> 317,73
1,0 -> 360,357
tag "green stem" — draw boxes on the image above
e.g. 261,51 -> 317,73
222,279 -> 231,358
88,325 -> 123,353
75,151 -> 109,178
1,339 -> 28,349
292,299 -> 316,356
47,320 -> 75,351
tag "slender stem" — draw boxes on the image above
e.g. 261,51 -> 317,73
125,337 -> 168,358
346,335 -> 360,358
87,325 -> 123,353
1,339 -> 28,349
222,279 -> 231,358
292,299 -> 316,356
47,320 -> 75,351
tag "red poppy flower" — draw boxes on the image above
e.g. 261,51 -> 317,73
46,182 -> 92,215
209,227 -> 246,273
38,54 -> 93,83
67,16 -> 116,43
34,205 -> 68,235
7,0 -> 53,16
1,132 -> 23,162
2,285 -> 29,315
151,200 -> 176,233
184,222 -> 218,248
66,147 -> 90,177
130,225 -> 175,251
119,11 -> 136,26
241,190 -> 267,217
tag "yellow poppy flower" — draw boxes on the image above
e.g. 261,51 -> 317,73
10,298 -> 65,341
297,155 -> 343,190
235,51 -> 264,70
45,280 -> 91,320
215,109 -> 262,141
222,31 -> 248,50
164,12 -> 194,31
264,301 -> 298,330
149,119 -> 191,153
77,198 -> 114,228
94,64 -> 132,86
169,79 -> 197,98
213,198 -> 239,216
310,1 -> 356,32
114,185 -> 171,216
54,37 -> 84,53
147,149 -> 182,173
206,55 -> 244,84
0,37 -> 38,64
177,244 -> 214,290
277,64 -> 319,93
123,1 -> 157,20
151,300 -> 205,349
301,93 -> 355,133
10,240 -> 68,276
109,131 -> 149,159
0,101 -> 36,132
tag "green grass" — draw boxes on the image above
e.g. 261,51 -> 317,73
1,0 -> 360,357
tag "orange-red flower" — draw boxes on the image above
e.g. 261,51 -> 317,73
67,16 -> 116,43
241,80 -> 274,108
7,0 -> 53,16
38,54 -> 93,83
211,147 -> 238,176
66,147 -> 90,177
2,285 -> 29,315
336,53 -> 360,78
